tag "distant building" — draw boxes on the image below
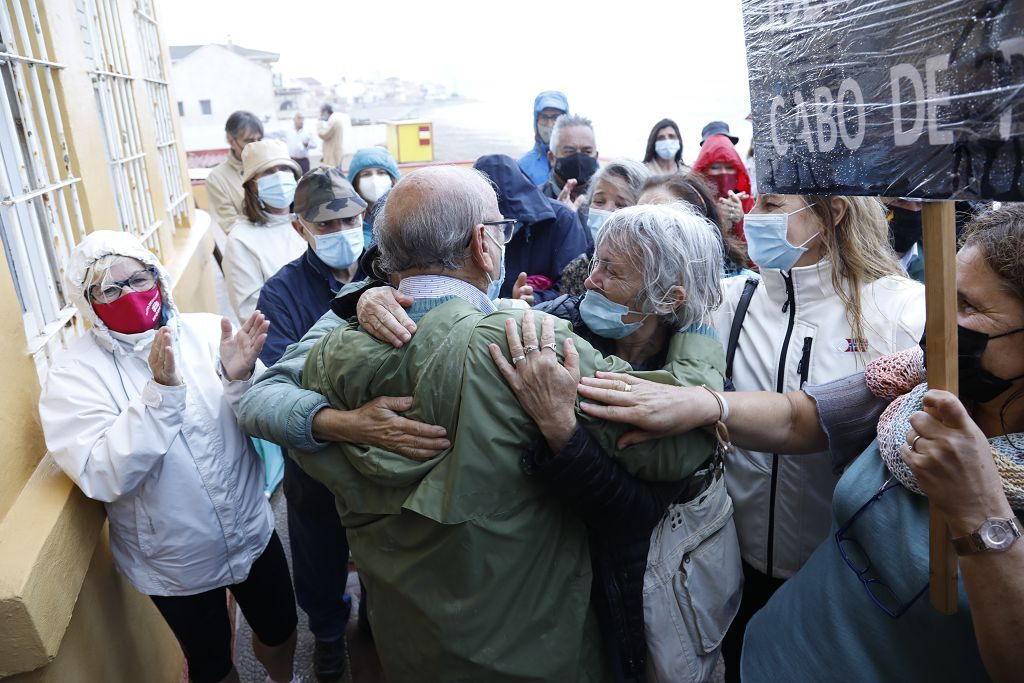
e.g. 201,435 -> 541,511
169,43 -> 279,151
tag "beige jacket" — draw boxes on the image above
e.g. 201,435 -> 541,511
206,153 -> 245,233
222,212 -> 307,320
317,113 -> 347,167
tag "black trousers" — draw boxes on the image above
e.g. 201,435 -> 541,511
150,531 -> 297,683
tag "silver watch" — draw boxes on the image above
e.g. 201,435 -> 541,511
951,517 -> 1021,555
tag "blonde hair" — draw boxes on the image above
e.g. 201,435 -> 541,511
804,194 -> 904,347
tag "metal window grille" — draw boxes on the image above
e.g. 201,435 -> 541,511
83,0 -> 161,253
0,0 -> 86,373
133,0 -> 188,228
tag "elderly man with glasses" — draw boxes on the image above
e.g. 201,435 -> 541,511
241,165 -> 717,682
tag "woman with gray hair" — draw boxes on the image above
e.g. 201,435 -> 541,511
561,158 -> 652,296
350,201 -> 741,681
498,202 -> 742,682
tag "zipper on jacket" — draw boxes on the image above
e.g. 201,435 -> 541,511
766,271 -> 796,576
796,336 -> 813,388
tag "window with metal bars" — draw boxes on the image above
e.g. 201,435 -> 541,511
133,0 -> 188,229
0,0 -> 86,373
82,0 -> 161,254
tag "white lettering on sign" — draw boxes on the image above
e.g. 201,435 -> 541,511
999,37 -> 1024,140
925,53 -> 954,145
770,95 -> 790,155
813,86 -> 838,152
890,63 -> 926,146
837,78 -> 866,150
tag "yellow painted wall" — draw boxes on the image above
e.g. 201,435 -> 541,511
4,529 -> 182,683
0,0 -> 214,677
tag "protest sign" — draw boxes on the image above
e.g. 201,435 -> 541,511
744,0 -> 1024,199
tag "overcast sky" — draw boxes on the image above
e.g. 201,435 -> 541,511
157,0 -> 751,103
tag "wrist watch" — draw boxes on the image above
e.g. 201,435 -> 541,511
951,517 -> 1021,555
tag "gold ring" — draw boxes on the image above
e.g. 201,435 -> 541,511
910,434 -> 922,452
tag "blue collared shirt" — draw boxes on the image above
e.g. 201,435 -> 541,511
397,275 -> 497,318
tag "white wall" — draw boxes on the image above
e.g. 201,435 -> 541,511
170,45 -> 276,151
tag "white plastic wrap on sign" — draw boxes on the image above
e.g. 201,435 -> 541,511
743,0 -> 1024,200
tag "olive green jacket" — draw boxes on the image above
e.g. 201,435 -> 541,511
299,297 -> 721,683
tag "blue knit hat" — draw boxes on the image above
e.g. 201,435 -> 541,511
347,147 -> 401,184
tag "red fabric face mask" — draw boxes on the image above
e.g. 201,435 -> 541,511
93,287 -> 163,334
711,172 -> 739,199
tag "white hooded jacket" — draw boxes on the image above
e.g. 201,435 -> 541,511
38,230 -> 273,596
713,259 -> 925,578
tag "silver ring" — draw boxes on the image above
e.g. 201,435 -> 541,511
622,383 -> 632,393
511,355 -> 527,367
541,343 -> 557,353
524,345 -> 539,354
910,434 -> 922,452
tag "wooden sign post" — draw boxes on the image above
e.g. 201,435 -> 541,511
921,201 -> 959,614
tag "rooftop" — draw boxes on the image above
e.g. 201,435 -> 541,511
169,43 -> 280,63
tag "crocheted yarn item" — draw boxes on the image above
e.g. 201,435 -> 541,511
864,346 -> 925,400
876,383 -> 1024,509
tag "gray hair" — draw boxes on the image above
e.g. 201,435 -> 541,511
584,158 -> 650,207
375,166 -> 496,273
549,113 -> 594,153
597,203 -> 724,329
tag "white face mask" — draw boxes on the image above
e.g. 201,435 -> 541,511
654,139 -> 681,160
357,174 -> 393,204
537,123 -> 554,145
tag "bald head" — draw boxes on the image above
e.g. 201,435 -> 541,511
376,166 -> 498,273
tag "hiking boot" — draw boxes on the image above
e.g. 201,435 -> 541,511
313,637 -> 346,682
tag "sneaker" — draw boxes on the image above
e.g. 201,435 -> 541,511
313,637 -> 347,682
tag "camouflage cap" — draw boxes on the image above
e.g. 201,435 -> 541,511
293,167 -> 368,222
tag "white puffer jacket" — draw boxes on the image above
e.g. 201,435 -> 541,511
713,260 -> 925,578
38,230 -> 273,596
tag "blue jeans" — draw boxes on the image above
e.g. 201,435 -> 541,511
283,455 -> 351,641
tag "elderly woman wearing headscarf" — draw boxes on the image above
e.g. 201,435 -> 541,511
38,230 -> 299,683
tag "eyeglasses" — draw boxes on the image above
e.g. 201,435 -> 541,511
89,268 -> 158,304
835,475 -> 929,619
466,219 -> 517,247
484,219 -> 517,244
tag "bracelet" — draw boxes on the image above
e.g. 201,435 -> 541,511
700,384 -> 730,423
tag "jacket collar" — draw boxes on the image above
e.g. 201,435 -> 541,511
227,152 -> 243,175
302,246 -> 343,293
759,258 -> 836,309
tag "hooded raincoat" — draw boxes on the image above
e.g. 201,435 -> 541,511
693,135 -> 755,239
347,147 -> 401,246
518,91 -> 569,186
474,154 -> 588,301
298,297 -> 715,682
38,230 -> 273,597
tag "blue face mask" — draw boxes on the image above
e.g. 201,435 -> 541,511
306,224 -> 364,269
257,171 -> 298,209
578,289 -> 646,339
587,208 -> 611,243
485,230 -> 506,300
743,203 -> 818,271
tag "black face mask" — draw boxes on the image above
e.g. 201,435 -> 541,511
554,153 -> 599,193
920,324 -> 1024,403
889,207 -> 923,254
